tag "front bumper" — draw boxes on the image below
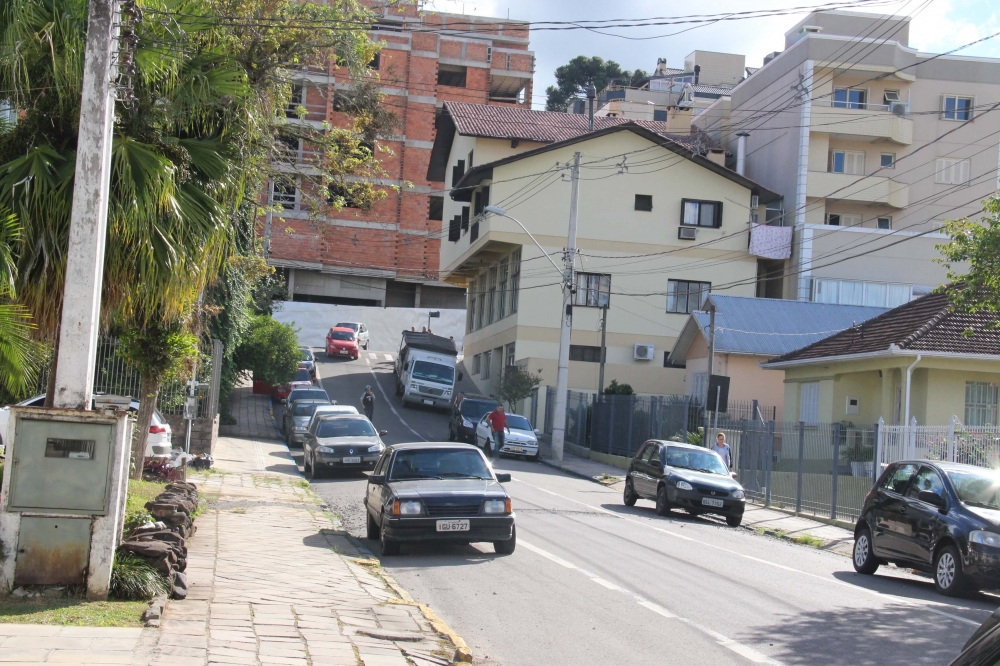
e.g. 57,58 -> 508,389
667,486 -> 745,518
315,452 -> 380,469
456,423 -> 477,442
499,442 -> 538,457
405,392 -> 450,408
965,544 -> 1000,589
290,430 -> 308,444
382,515 -> 515,543
328,346 -> 358,358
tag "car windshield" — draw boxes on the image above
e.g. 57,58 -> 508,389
293,402 -> 321,417
666,447 -> 729,475
300,349 -> 314,362
316,407 -> 359,417
947,468 -> 1000,510
412,361 -> 454,384
317,419 -> 377,438
293,369 -> 311,382
289,389 -> 328,403
336,323 -> 359,331
506,415 -> 532,431
390,449 -> 492,481
330,330 -> 355,341
461,400 -> 496,420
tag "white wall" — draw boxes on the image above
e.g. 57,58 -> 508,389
272,301 -> 467,353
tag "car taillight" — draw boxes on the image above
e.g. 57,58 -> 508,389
149,425 -> 167,434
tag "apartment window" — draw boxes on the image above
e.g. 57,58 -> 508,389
461,206 -> 470,231
497,258 -> 509,320
486,46 -> 492,63
428,195 -> 444,221
510,249 -> 521,314
883,90 -> 900,106
812,278 -> 911,307
476,276 -> 485,330
942,95 -> 974,121
833,88 -> 867,109
826,213 -> 860,227
438,64 -> 468,87
468,151 -> 474,169
667,280 -> 710,314
880,153 -> 895,169
877,217 -> 892,230
799,382 -> 820,426
286,83 -> 303,118
573,272 -> 611,308
482,350 -> 492,379
473,186 -> 491,216
452,160 -> 466,187
369,51 -> 381,70
472,353 -> 482,375
505,343 -> 516,368
448,216 -> 461,242
830,150 -> 864,175
966,381 -> 999,426
569,345 -> 602,363
468,279 -> 477,332
635,195 -> 653,212
272,181 -> 298,210
327,182 -> 360,209
486,266 -> 498,326
935,158 -> 971,185
681,200 -> 722,228
0,100 -> 16,125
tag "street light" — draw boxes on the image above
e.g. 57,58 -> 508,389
483,206 -> 564,277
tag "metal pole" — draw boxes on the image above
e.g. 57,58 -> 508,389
598,306 -> 608,395
711,385 -> 720,446
52,0 -> 119,409
831,423 -> 841,521
796,420 -> 805,513
682,396 -> 690,444
551,151 -> 582,462
705,302 -> 716,442
765,420 -> 774,508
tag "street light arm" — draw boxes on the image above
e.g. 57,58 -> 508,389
483,206 -> 564,278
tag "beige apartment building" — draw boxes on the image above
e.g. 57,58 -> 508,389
427,103 -> 777,396
694,10 -> 1000,305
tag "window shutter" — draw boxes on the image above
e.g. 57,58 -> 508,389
957,159 -> 970,184
714,201 -> 723,227
461,206 -> 470,231
452,159 -> 465,187
473,191 -> 482,216
799,382 -> 820,425
935,159 -> 951,184
448,216 -> 461,242
482,185 -> 490,207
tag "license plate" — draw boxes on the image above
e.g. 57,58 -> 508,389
508,446 -> 525,453
701,498 -> 724,508
339,349 -> 348,355
422,399 -> 434,405
436,519 -> 470,532
343,456 -> 361,464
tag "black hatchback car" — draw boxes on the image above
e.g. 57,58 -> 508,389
623,440 -> 746,526
364,442 -> 514,556
448,395 -> 498,443
853,460 -> 1000,596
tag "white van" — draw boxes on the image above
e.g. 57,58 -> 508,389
393,331 -> 460,409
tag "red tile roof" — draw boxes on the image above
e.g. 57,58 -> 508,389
444,102 -> 722,154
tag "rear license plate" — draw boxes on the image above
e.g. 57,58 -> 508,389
342,456 -> 361,464
701,498 -> 724,508
422,399 -> 434,405
436,519 -> 470,532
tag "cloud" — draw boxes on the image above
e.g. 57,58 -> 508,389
909,0 -> 984,53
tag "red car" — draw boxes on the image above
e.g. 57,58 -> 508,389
272,367 -> 315,401
326,327 -> 360,360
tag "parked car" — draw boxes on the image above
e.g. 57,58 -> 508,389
299,347 -> 317,380
0,394 -> 172,457
336,322 -> 369,350
302,414 -> 387,479
364,442 -> 515,556
623,440 -> 746,527
305,404 -> 360,434
853,460 -> 1000,596
282,399 -> 331,447
448,395 -> 498,443
273,368 -> 316,402
474,412 -> 540,460
949,606 -> 1000,665
326,327 -> 360,360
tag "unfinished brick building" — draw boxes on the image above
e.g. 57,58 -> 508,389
264,5 -> 534,308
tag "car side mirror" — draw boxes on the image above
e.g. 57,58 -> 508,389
533,429 -> 541,435
458,372 -> 464,381
368,474 -> 385,485
379,430 -> 388,436
918,490 -> 947,509
731,472 -> 738,480
495,473 -> 511,483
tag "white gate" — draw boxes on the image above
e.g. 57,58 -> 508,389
877,416 -> 1000,472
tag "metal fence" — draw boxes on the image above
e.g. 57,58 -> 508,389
879,417 -> 1000,470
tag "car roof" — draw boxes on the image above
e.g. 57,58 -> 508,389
387,442 -> 480,451
894,460 -> 1000,473
336,321 -> 362,325
655,440 -> 715,451
330,327 -> 356,332
316,413 -> 367,421
290,399 -> 329,405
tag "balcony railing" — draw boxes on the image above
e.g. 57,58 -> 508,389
807,171 -> 909,208
810,99 -> 912,144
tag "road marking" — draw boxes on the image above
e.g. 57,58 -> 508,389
519,537 -> 782,664
369,352 -> 377,359
384,353 -> 392,361
366,365 -> 426,442
365,357 -> 370,365
512,477 -> 981,627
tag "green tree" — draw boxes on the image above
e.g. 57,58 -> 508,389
232,315 -> 300,387
495,366 -> 542,412
938,195 -> 1000,315
545,56 -> 648,111
603,379 -> 635,396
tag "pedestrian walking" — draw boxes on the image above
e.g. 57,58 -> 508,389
713,432 -> 732,470
361,385 -> 376,421
454,392 -> 465,411
486,404 -> 510,459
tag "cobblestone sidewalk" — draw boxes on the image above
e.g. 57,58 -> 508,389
219,386 -> 281,441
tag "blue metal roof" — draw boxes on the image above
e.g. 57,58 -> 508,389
689,295 -> 890,356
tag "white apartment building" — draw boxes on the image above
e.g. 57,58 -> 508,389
694,10 -> 1000,305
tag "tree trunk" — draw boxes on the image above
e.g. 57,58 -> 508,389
131,372 -> 161,480
43,335 -> 60,408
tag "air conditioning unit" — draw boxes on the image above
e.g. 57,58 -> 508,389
678,227 -> 698,240
890,101 -> 908,116
634,343 -> 655,361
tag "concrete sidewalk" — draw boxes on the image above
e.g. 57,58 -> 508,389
538,443 -> 855,558
219,386 -> 282,441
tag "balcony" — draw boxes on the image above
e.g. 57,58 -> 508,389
810,100 -> 913,145
807,171 -> 909,208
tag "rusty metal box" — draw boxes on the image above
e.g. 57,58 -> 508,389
7,418 -> 114,515
14,516 -> 91,585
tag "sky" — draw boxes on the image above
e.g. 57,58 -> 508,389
421,0 -> 1000,108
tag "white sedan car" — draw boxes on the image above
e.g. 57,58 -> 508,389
474,412 -> 540,461
335,322 -> 369,350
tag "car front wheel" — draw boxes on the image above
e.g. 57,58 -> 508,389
494,525 -> 516,555
934,544 -> 968,596
381,519 -> 400,556
655,485 -> 670,516
623,477 -> 637,507
726,515 -> 742,528
853,525 -> 880,575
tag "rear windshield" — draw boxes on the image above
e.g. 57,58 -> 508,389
336,322 -> 360,331
461,400 -> 497,420
300,349 -> 314,362
293,369 -> 311,382
506,415 -> 531,431
412,361 -> 454,384
666,447 -> 729,476
289,389 -> 328,403
293,403 -> 321,417
947,468 -> 1000,510
390,449 -> 492,481
329,330 -> 355,341
317,419 -> 376,438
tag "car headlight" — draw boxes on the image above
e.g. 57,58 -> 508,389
317,446 -> 335,454
970,530 -> 1000,548
732,489 -> 745,500
676,480 -> 693,491
483,498 -> 512,514
367,444 -> 383,453
410,383 -> 417,390
294,426 -> 307,432
462,418 -> 474,428
393,500 -> 423,516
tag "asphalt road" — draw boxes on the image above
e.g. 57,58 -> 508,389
289,348 -> 998,666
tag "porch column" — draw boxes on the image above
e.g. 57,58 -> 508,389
879,367 -> 895,424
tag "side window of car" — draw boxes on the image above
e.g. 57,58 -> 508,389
907,466 -> 945,500
639,443 -> 656,463
881,463 -> 918,494
374,452 -> 389,475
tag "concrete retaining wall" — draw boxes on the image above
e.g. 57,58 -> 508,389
164,415 -> 219,456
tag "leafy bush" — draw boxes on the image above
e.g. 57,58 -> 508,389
495,366 -> 542,411
232,315 -> 300,385
110,551 -> 169,601
604,380 -> 634,395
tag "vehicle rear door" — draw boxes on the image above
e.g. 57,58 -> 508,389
367,452 -> 391,521
898,465 -> 948,565
870,463 -> 919,559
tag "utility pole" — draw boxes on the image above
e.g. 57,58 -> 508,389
52,0 -> 119,409
705,301 -> 716,441
550,152 -> 582,461
597,306 -> 608,395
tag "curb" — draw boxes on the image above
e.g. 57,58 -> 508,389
539,457 -> 621,486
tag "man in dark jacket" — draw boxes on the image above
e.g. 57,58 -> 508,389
361,386 -> 376,421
